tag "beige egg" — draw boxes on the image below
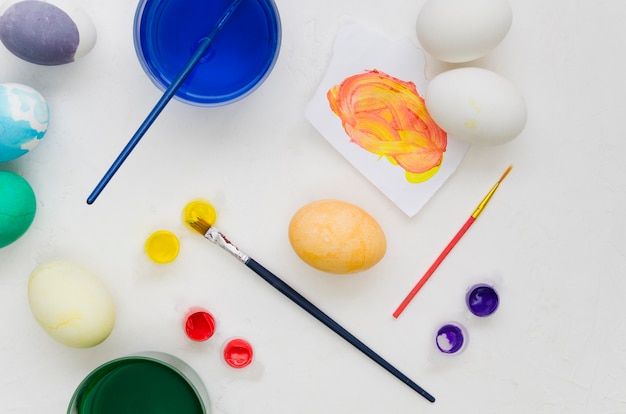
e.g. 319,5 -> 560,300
288,200 -> 386,274
28,260 -> 116,348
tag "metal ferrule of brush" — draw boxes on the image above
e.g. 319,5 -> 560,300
204,227 -> 250,263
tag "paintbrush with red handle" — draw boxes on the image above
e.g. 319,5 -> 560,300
393,165 -> 513,318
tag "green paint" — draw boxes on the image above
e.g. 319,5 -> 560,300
72,359 -> 205,413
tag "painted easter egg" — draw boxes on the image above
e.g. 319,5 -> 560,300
28,260 -> 116,348
0,170 -> 36,248
425,67 -> 527,145
416,0 -> 512,63
0,83 -> 49,162
288,200 -> 386,274
0,0 -> 97,65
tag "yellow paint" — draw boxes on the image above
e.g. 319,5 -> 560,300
406,164 -> 440,183
327,70 -> 447,183
145,230 -> 180,264
183,199 -> 217,229
464,119 -> 477,129
468,98 -> 481,113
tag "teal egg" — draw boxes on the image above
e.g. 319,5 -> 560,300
0,83 -> 49,163
0,170 -> 36,248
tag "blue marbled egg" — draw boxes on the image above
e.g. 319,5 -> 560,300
0,0 -> 96,65
0,83 -> 49,163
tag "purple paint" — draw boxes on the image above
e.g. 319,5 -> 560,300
466,283 -> 499,317
0,1 -> 79,65
435,323 -> 466,354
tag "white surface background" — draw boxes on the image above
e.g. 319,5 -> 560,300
1,0 -> 626,412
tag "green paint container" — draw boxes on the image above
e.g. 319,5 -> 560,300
67,353 -> 209,413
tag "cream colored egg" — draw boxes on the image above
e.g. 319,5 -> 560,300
288,200 -> 386,274
28,260 -> 116,348
425,67 -> 527,145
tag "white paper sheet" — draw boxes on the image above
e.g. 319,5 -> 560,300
305,24 -> 469,217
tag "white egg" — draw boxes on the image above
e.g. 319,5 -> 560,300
416,0 -> 512,63
28,260 -> 116,348
425,67 -> 527,145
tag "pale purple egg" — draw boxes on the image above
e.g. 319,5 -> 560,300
0,0 -> 96,65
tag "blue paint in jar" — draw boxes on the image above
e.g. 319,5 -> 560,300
133,0 -> 281,106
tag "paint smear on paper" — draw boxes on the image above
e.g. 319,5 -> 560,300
304,23 -> 470,217
327,69 -> 447,183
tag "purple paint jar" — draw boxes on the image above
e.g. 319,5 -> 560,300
435,323 -> 467,355
466,283 -> 499,317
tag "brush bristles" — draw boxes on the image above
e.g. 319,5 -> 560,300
188,218 -> 212,235
498,165 -> 513,183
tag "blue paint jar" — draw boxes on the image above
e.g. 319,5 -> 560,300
134,0 -> 281,106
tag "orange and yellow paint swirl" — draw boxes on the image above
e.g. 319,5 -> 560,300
328,70 -> 447,183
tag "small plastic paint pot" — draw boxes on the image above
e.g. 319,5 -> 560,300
222,337 -> 254,369
183,200 -> 217,229
435,322 -> 468,355
67,352 -> 209,413
184,308 -> 217,342
133,0 -> 281,106
466,283 -> 500,317
145,230 -> 180,264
